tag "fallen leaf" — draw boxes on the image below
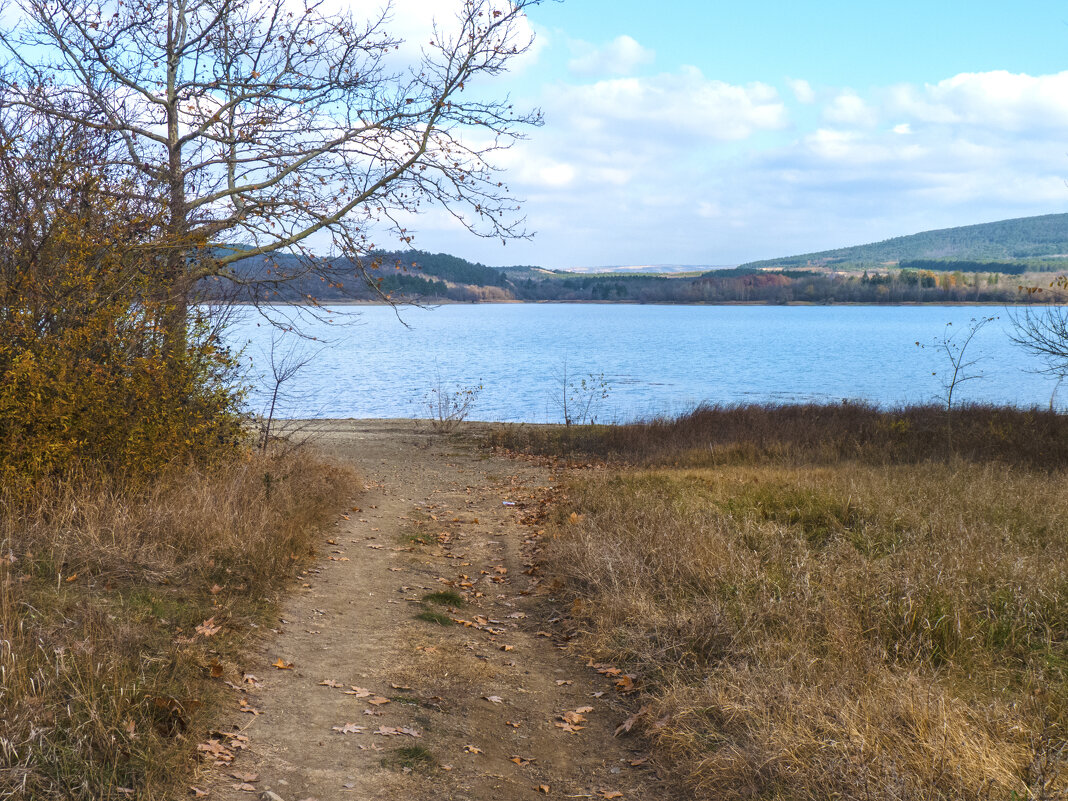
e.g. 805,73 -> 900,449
484,695 -> 504,704
598,791 -> 623,799
230,771 -> 258,782
614,705 -> 649,737
209,659 -> 224,679
510,755 -> 535,766
367,695 -> 390,705
537,786 -> 550,794
561,710 -> 587,725
189,787 -> 209,797
196,739 -> 234,764
499,645 -> 514,652
505,720 -> 521,728
346,686 -> 372,697
463,744 -> 483,754
231,783 -> 256,792
374,725 -> 422,737
271,658 -> 294,670
332,723 -> 365,734
615,675 -> 635,692
554,722 -> 584,734
196,617 -> 221,638
629,756 -> 650,767
319,679 -> 343,688
555,680 -> 572,686
65,573 -> 78,582
390,682 -> 412,690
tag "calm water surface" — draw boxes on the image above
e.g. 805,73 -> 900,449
225,304 -> 1063,422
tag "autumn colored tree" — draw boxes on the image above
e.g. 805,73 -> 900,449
0,106 -> 243,482
0,0 -> 543,346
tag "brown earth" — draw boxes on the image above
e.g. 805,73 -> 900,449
199,420 -> 662,801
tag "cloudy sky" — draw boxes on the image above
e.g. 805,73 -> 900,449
383,0 -> 1068,268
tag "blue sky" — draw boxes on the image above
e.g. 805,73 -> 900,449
387,0 -> 1068,268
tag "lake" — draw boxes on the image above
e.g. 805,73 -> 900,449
224,303 -> 1065,422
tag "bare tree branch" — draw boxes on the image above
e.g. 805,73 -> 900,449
0,0 -> 544,334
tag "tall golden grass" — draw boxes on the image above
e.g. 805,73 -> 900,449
511,408 -> 1068,799
0,449 -> 353,800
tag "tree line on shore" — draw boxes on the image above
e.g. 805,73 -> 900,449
230,252 -> 1064,304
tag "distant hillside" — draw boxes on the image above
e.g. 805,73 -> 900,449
733,213 -> 1068,272
209,233 -> 1068,307
218,249 -> 515,302
372,250 -> 510,288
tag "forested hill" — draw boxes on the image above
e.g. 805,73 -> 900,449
734,213 -> 1068,272
372,250 -> 511,287
219,249 -> 515,302
214,224 -> 1068,305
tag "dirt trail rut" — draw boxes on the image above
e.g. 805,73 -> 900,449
205,421 -> 660,801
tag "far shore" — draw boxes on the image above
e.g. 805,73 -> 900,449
224,298 -> 1039,308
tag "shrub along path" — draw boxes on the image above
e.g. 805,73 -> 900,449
204,420 -> 659,801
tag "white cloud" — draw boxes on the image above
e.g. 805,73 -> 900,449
567,34 -> 655,77
823,91 -> 877,127
555,67 -> 787,142
889,70 -> 1068,132
341,0 -> 545,74
393,67 -> 1068,269
787,78 -> 816,104
533,162 -> 576,188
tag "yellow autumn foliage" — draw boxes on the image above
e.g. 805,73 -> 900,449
0,117 -> 243,487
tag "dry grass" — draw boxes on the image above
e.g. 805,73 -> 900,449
0,449 -> 355,800
491,402 -> 1068,470
527,412 -> 1068,800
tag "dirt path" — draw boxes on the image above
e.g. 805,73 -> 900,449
203,421 -> 660,801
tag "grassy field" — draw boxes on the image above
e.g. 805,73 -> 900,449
494,405 -> 1068,800
0,450 -> 353,800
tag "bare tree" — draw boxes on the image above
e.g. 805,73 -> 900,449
933,317 -> 997,414
254,331 -> 322,450
1010,302 -> 1068,370
918,316 -> 996,452
423,371 -> 483,433
0,0 -> 543,345
550,359 -> 610,428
